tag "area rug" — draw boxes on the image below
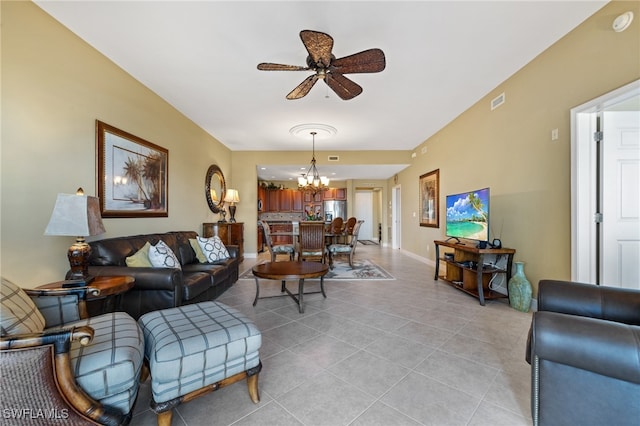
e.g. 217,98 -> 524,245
238,259 -> 394,280
358,240 -> 379,245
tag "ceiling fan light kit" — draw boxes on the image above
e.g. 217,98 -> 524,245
258,30 -> 386,100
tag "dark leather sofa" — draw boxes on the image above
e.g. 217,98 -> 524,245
527,279 -> 640,426
85,231 -> 239,319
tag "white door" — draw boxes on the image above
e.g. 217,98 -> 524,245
601,110 -> 640,288
572,80 -> 640,289
355,190 -> 374,240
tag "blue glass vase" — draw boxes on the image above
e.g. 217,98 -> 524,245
508,261 -> 532,312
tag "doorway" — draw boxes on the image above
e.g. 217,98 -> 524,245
354,190 -> 374,241
572,80 -> 640,289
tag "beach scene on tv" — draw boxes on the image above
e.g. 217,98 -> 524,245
445,188 -> 490,241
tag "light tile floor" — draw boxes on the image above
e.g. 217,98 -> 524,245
132,244 -> 533,426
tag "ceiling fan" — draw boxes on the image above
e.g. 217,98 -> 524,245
257,30 -> 386,100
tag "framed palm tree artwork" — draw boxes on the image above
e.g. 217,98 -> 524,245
419,169 -> 439,228
96,120 -> 168,217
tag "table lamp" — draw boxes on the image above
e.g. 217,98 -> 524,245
44,188 -> 106,283
223,189 -> 240,223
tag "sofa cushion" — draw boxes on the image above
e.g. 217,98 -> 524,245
189,239 -> 208,263
197,236 -> 230,262
0,277 -> 46,336
125,241 -> 153,268
149,240 -> 182,270
181,272 -> 212,301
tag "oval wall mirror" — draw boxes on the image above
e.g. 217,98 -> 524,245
205,164 -> 226,213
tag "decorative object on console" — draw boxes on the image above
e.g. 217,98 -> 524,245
508,261 -> 532,312
96,120 -> 168,218
44,188 -> 106,283
224,189 -> 240,223
419,169 -> 439,228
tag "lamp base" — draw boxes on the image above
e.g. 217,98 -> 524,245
228,205 -> 237,223
67,238 -> 93,283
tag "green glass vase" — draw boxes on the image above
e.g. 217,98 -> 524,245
508,261 -> 532,312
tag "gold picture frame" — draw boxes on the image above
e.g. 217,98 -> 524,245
419,169 -> 439,228
97,120 -> 168,217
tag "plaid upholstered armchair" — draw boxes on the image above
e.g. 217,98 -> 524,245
0,277 -> 144,425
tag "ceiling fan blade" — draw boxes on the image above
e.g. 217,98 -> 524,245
257,63 -> 309,71
324,72 -> 363,100
286,75 -> 319,100
331,49 -> 386,74
300,30 -> 334,67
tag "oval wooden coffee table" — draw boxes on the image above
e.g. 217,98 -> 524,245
252,261 -> 329,313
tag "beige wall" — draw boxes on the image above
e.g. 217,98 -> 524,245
1,2 -> 231,286
2,1 -> 638,297
395,1 -> 640,295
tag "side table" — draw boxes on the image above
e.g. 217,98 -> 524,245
37,275 -> 134,318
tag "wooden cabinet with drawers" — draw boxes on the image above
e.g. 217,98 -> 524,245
202,222 -> 244,262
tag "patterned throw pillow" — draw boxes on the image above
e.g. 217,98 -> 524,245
148,240 -> 182,269
125,241 -> 153,267
189,238 -> 208,263
1,277 -> 46,336
196,236 -> 230,262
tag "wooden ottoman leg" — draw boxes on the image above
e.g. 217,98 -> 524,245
247,373 -> 260,403
157,410 -> 173,426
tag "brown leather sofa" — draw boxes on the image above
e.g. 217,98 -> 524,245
83,231 -> 239,319
526,280 -> 640,426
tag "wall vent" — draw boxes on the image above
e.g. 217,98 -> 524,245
328,155 -> 339,161
491,92 -> 505,110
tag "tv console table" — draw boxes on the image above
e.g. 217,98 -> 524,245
434,240 -> 515,305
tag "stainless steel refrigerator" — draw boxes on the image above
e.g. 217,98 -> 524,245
323,200 -> 346,222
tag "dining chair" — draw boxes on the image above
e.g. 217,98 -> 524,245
259,220 -> 295,262
327,220 -> 364,269
343,217 -> 357,244
297,221 -> 326,263
329,217 -> 344,235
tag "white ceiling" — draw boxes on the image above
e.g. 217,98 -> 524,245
34,0 -> 608,181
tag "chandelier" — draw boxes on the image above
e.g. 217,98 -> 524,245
298,131 -> 329,196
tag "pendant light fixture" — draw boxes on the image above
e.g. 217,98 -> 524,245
298,131 -> 329,196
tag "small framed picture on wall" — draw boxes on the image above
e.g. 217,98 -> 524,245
419,169 -> 439,228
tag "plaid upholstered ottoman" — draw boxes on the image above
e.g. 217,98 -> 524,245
138,301 -> 262,426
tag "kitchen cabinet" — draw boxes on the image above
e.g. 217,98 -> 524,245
278,190 -> 292,211
258,186 -> 266,212
292,190 -> 304,212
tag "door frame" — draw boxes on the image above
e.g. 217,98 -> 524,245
571,79 -> 640,283
392,184 -> 401,249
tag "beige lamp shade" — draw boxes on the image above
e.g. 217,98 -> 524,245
223,189 -> 240,205
45,191 -> 106,237
44,189 -> 106,282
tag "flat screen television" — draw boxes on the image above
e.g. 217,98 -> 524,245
445,187 -> 490,242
